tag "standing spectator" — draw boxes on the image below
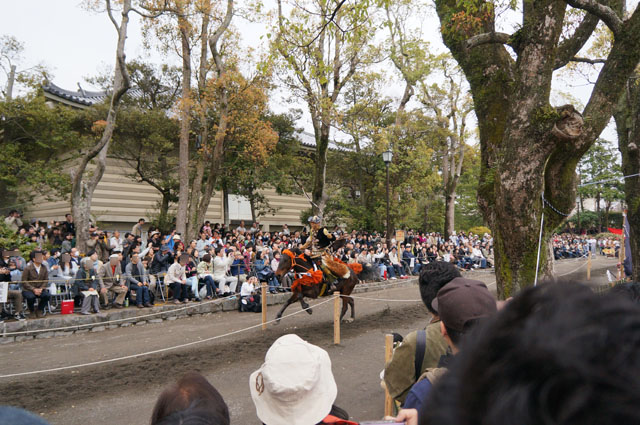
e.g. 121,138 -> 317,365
62,213 -> 75,235
21,250 -> 50,318
98,254 -> 127,309
60,232 -> 74,254
4,210 -> 23,232
125,253 -> 152,308
131,218 -> 145,238
166,254 -> 190,304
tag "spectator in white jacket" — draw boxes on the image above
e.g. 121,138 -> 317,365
165,254 -> 190,304
213,246 -> 237,295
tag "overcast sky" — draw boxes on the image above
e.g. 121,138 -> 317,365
1,0 -> 619,142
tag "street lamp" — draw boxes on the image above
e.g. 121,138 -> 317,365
382,148 -> 393,248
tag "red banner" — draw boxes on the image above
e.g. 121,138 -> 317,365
608,227 -> 623,235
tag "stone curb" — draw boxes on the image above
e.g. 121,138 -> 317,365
0,278 -> 419,343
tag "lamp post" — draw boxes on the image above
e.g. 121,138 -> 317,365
382,149 -> 393,248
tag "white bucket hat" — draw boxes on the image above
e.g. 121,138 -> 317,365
250,334 -> 337,425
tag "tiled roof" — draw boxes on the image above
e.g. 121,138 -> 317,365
296,130 -> 351,152
42,82 -> 144,107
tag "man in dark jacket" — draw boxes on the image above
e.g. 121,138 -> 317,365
21,250 -> 50,318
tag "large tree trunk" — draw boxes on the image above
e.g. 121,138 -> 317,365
615,78 -> 640,280
311,120 -> 330,214
444,193 -> 456,237
435,0 -> 640,297
175,16 -> 192,237
70,0 -> 131,253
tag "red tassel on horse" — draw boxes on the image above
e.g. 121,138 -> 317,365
291,270 -> 324,291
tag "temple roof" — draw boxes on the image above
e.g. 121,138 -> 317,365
42,82 -> 144,109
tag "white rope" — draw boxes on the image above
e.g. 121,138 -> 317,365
348,294 -> 423,303
2,295 -> 238,336
0,296 -> 336,379
534,193 -> 545,287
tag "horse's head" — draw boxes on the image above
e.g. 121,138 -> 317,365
275,249 -> 294,277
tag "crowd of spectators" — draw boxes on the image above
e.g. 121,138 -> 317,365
4,209 -> 617,324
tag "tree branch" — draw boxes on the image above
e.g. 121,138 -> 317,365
464,32 -> 515,51
564,0 -> 623,36
570,56 -> 607,64
554,13 -> 600,69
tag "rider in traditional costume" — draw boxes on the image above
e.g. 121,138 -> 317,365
301,215 -> 339,291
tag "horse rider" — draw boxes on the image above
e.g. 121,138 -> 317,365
301,215 -> 339,291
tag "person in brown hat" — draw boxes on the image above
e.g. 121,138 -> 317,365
388,277 -> 497,424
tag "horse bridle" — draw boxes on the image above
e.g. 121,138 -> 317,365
282,249 -> 315,280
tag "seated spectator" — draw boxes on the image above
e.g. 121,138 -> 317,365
22,250 -> 50,318
470,244 -> 487,269
184,253 -> 201,302
73,257 -> 101,315
383,262 -> 458,405
197,254 -> 218,299
250,334 -> 356,425
213,247 -> 237,295
240,276 -> 262,313
98,254 -> 128,309
166,254 -> 190,304
418,282 -> 640,425
149,245 -> 172,289
0,261 -> 25,321
230,250 -> 248,286
49,252 -> 78,292
255,250 -> 279,294
125,253 -> 153,308
403,245 -> 420,275
389,247 -> 406,278
150,372 -> 230,425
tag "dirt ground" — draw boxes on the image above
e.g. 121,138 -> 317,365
0,256 -> 617,425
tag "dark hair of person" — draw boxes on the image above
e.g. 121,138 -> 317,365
202,254 -> 212,263
444,318 -> 482,347
418,261 -> 462,314
610,281 -> 640,305
150,372 -> 229,425
29,250 -> 43,261
420,281 -> 640,425
214,246 -> 223,256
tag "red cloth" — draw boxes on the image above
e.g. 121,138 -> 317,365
608,227 -> 623,235
320,415 -> 358,425
291,270 -> 324,291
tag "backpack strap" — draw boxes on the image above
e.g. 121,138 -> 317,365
414,329 -> 427,381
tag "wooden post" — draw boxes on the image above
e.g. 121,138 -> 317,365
587,251 -> 591,281
384,334 -> 394,417
333,294 -> 340,345
261,282 -> 267,331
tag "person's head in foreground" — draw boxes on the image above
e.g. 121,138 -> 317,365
150,372 -> 230,425
418,261 -> 462,317
420,281 -> 640,425
250,334 -> 348,425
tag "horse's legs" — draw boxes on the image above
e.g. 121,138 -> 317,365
275,293 -> 298,323
339,294 -> 349,321
298,292 -> 313,315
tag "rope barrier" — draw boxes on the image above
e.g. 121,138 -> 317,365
0,296 -> 336,379
2,294 -> 238,336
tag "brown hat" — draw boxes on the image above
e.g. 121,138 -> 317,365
431,278 -> 496,332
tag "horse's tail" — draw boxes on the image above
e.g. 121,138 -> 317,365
357,264 -> 381,282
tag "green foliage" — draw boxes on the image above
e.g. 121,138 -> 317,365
468,226 -> 491,236
0,93 -> 90,212
0,221 -> 35,257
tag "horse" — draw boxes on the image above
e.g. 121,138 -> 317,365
274,247 -> 360,323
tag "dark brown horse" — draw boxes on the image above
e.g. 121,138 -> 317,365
274,248 -> 359,323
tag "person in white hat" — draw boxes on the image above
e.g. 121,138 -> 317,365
250,334 -> 355,425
